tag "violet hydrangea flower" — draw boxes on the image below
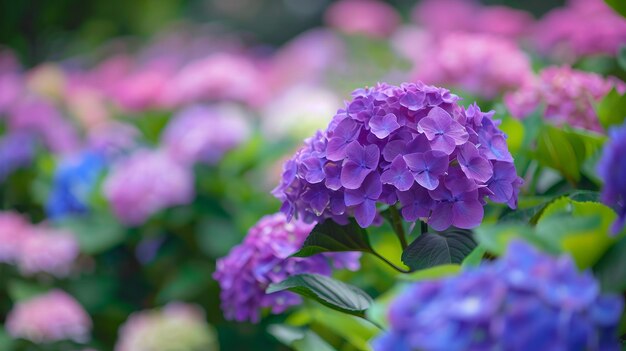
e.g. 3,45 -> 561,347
597,122 -> 626,234
372,241 -> 624,351
273,82 -> 522,229
0,132 -> 36,181
6,290 -> 92,344
103,149 -> 194,226
504,66 -> 625,133
16,226 -> 80,277
213,213 -> 361,323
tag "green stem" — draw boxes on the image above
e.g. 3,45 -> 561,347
388,206 -> 408,250
371,251 -> 410,274
420,221 -> 428,235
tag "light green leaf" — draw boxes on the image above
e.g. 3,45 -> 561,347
597,87 -> 626,130
399,264 -> 461,281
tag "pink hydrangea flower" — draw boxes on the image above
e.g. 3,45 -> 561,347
412,0 -> 533,40
533,0 -> 626,61
16,227 -> 80,277
324,0 -> 400,38
413,33 -> 533,99
6,290 -> 92,344
504,66 -> 625,132
162,104 -> 251,165
103,150 -> 194,226
115,302 -> 217,351
0,212 -> 29,263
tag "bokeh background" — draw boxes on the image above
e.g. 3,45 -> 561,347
1,0 -> 624,350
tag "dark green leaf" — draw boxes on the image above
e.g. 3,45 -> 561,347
266,274 -> 372,316
593,236 -> 626,293
605,0 -> 626,18
7,280 -> 49,302
401,229 -> 476,271
618,46 -> 626,71
291,219 -> 373,257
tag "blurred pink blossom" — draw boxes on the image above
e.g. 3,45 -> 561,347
413,33 -> 533,98
6,290 -> 92,344
162,104 -> 251,165
504,66 -> 625,132
0,212 -> 29,263
324,0 -> 400,38
412,0 -> 533,40
103,150 -> 194,226
115,302 -> 217,351
533,0 -> 626,61
17,227 -> 80,277
110,61 -> 175,112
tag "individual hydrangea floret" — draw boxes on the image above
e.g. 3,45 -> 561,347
115,302 -> 218,351
597,122 -> 626,234
6,290 -> 92,344
273,82 -> 522,229
504,66 -> 625,133
372,241 -> 624,351
162,104 -> 251,166
46,150 -> 105,219
413,33 -> 534,99
213,213 -> 361,323
103,149 -> 194,226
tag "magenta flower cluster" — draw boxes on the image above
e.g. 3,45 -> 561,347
372,241 -> 624,351
213,213 -> 361,323
597,122 -> 626,234
505,66 -> 624,133
273,82 -> 522,229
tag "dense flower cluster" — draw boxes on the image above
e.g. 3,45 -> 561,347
115,302 -> 218,351
273,82 -> 522,229
103,149 -> 194,226
6,290 -> 92,344
46,150 -> 105,219
324,0 -> 400,38
0,132 -> 36,181
412,0 -> 533,40
533,0 -> 626,62
597,122 -> 626,234
413,33 -> 533,99
372,241 -> 624,351
0,212 -> 79,277
505,66 -> 625,133
161,104 -> 251,165
213,213 -> 361,323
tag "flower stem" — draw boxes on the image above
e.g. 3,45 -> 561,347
371,251 -> 410,274
420,220 -> 428,234
388,206 -> 408,250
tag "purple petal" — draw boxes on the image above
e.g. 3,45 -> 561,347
399,91 -> 426,111
370,113 -> 401,139
458,143 -> 493,183
452,198 -> 484,229
353,199 -> 377,227
444,166 -> 479,195
397,186 -> 434,221
404,151 -> 448,190
302,157 -> 326,184
301,186 -> 330,216
324,162 -> 342,190
487,161 -> 516,203
340,161 -> 373,189
382,140 -> 407,162
344,187 -> 366,206
479,133 -> 513,162
429,202 -> 454,231
380,156 -> 414,191
362,172 -> 383,199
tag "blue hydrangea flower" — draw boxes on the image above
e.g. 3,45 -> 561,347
597,122 -> 626,234
46,151 -> 104,219
372,241 -> 624,351
273,82 -> 522,229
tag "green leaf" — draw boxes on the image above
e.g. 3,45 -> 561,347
597,87 -> 626,130
266,274 -> 372,317
7,280 -> 49,302
401,229 -> 476,271
593,236 -> 626,293
308,304 -> 378,351
268,325 -> 336,351
156,261 -> 213,303
605,0 -> 626,18
462,246 -> 487,268
475,222 -> 555,255
56,213 -> 125,254
399,264 -> 461,281
533,124 -> 580,182
291,219 -> 373,257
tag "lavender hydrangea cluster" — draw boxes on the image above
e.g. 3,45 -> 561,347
273,82 -> 522,229
213,213 -> 361,323
597,122 -> 626,234
372,241 -> 624,351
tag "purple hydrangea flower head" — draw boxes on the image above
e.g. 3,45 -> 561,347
162,104 -> 251,166
0,132 -> 36,181
505,66 -> 625,133
597,122 -> 626,234
273,82 -> 522,229
213,213 -> 361,323
103,149 -> 194,226
16,226 -> 80,277
372,241 -> 624,351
